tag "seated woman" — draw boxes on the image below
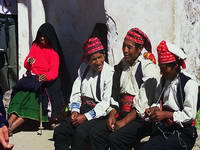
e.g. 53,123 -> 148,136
7,23 -> 61,134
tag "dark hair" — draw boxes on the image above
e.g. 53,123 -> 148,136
165,58 -> 182,73
33,23 -> 61,52
86,50 -> 105,62
135,43 -> 143,49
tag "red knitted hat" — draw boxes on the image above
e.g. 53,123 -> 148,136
125,28 -> 152,52
157,40 -> 177,63
83,37 -> 104,57
157,40 -> 187,68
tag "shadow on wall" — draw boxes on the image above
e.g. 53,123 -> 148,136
43,0 -> 106,82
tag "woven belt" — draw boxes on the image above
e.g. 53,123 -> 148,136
81,96 -> 97,107
120,94 -> 135,112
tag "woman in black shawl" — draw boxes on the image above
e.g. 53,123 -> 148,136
7,23 -> 70,134
35,23 -> 72,122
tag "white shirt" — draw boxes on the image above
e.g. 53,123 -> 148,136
162,73 -> 198,125
119,54 -> 161,117
0,0 -> 17,15
69,62 -> 114,120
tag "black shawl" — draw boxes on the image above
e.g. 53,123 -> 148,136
34,23 -> 72,120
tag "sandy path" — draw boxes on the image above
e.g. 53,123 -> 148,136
10,130 -> 54,150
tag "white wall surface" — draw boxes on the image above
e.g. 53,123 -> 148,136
175,0 -> 200,82
18,0 -> 45,78
105,0 -> 174,64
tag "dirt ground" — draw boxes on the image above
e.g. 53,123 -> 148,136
10,130 -> 54,150
9,130 -> 200,150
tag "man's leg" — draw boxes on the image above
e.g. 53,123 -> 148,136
90,119 -> 111,150
140,134 -> 165,150
141,133 -> 187,150
71,119 -> 102,150
109,119 -> 149,150
53,117 -> 74,150
141,126 -> 197,150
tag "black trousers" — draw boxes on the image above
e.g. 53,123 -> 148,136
140,125 -> 197,150
53,117 -> 104,150
90,117 -> 152,150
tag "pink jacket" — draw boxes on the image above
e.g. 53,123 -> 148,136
24,44 -> 60,81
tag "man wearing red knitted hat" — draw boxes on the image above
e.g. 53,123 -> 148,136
142,41 -> 198,150
90,28 -> 160,150
53,37 -> 114,150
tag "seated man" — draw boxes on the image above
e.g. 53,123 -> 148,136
90,27 -> 160,150
142,41 -> 198,150
53,37 -> 114,150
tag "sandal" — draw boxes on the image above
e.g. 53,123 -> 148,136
50,123 -> 60,130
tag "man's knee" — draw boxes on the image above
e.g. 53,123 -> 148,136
89,127 -> 99,140
53,121 -> 71,140
109,132 -> 120,145
75,127 -> 88,139
53,126 -> 65,141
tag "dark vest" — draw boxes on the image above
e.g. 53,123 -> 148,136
112,61 -> 143,103
162,73 -> 200,111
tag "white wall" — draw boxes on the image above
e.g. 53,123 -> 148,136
18,0 -> 30,78
105,0 -> 174,64
18,0 -> 45,78
175,0 -> 200,82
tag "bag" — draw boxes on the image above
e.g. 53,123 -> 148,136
15,75 -> 43,92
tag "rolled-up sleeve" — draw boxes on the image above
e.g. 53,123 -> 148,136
134,62 -> 160,117
173,80 -> 198,124
69,68 -> 82,113
85,65 -> 114,120
69,63 -> 89,113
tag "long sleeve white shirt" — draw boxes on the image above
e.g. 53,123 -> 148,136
160,72 -> 198,125
69,62 -> 114,120
119,54 -> 161,117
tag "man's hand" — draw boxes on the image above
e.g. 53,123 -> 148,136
107,109 -> 117,131
114,120 -> 127,130
38,74 -> 47,82
114,109 -> 137,131
0,126 -> 14,150
71,114 -> 87,126
150,111 -> 173,122
145,106 -> 160,117
71,112 -> 79,122
27,57 -> 35,65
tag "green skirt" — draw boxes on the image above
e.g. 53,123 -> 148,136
7,91 -> 48,122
